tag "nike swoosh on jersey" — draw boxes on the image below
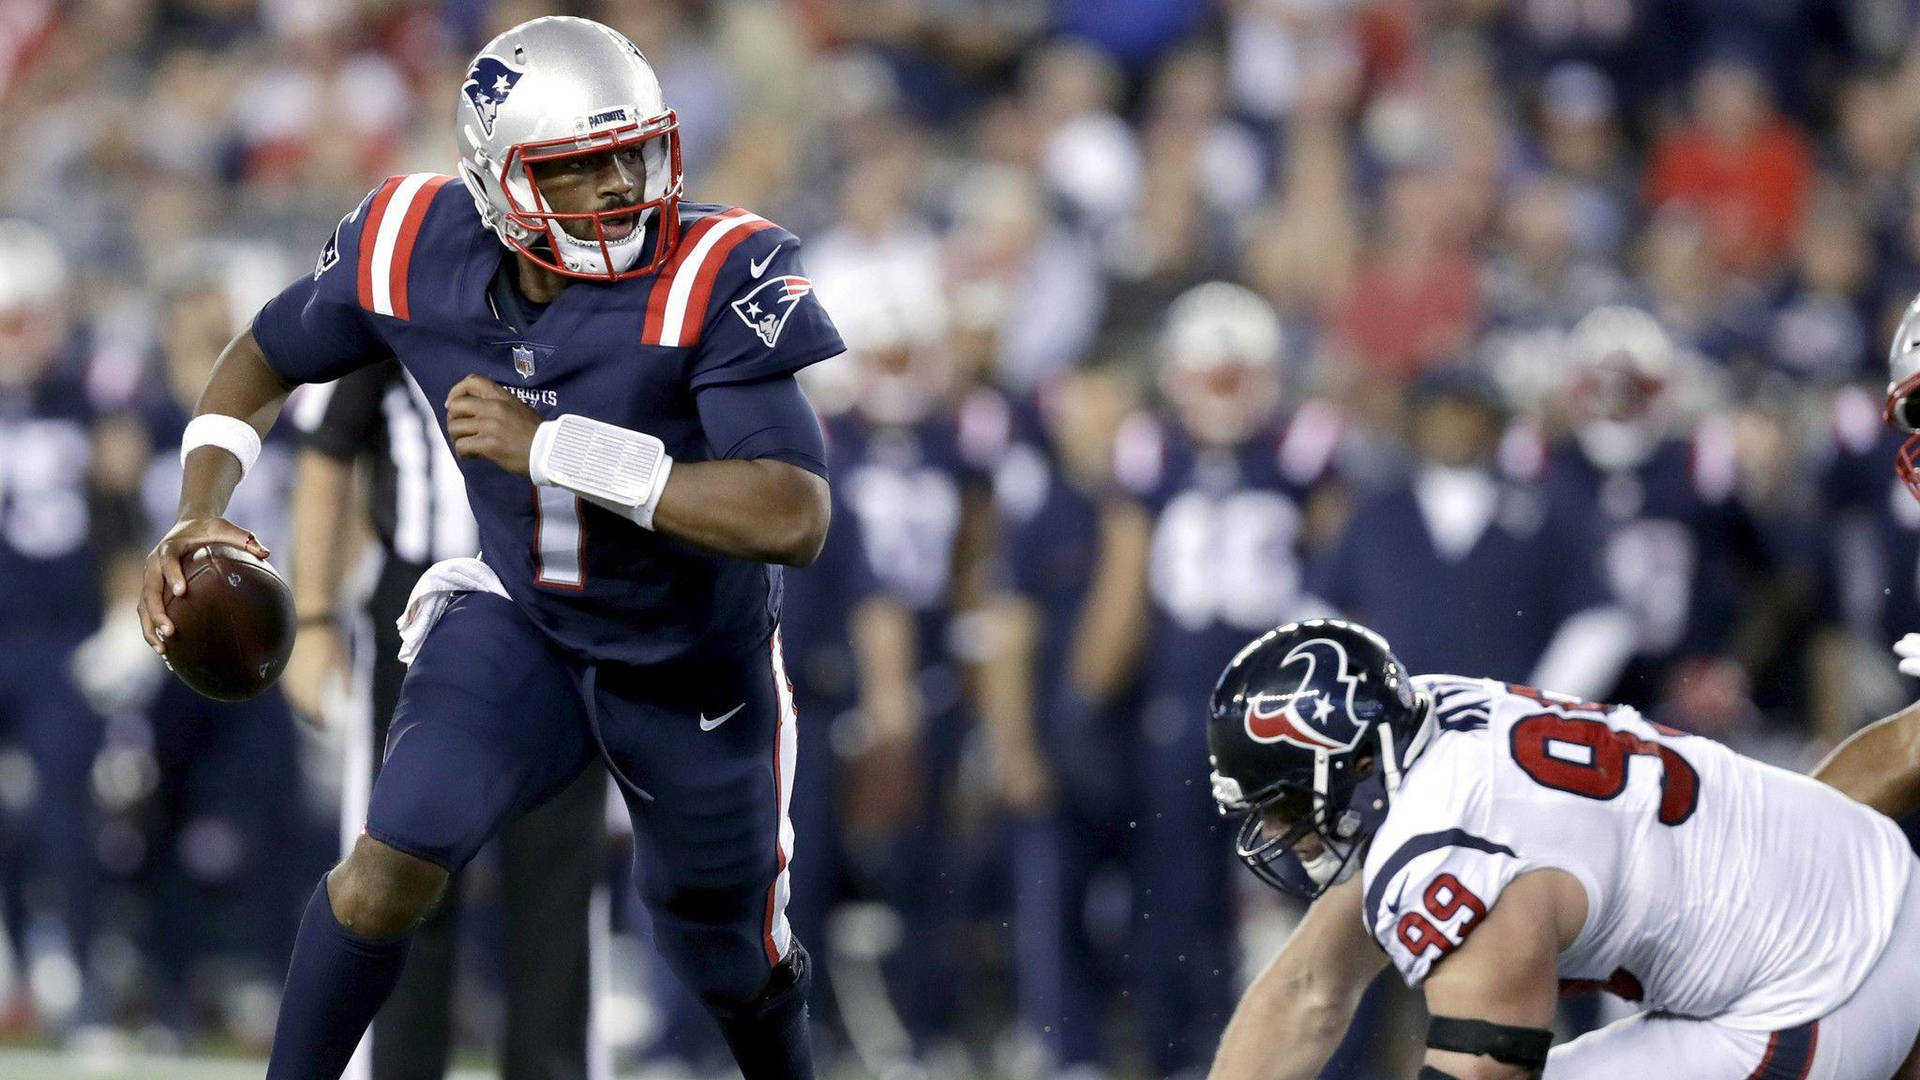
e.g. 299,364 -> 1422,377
748,245 -> 782,279
700,702 -> 747,731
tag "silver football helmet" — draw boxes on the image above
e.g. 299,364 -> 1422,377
1888,293 -> 1920,498
1566,305 -> 1674,470
0,219 -> 70,384
1159,281 -> 1285,447
455,16 -> 683,281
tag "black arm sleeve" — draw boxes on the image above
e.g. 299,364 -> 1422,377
694,374 -> 828,479
291,360 -> 395,462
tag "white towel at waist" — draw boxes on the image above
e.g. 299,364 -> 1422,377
395,556 -> 511,665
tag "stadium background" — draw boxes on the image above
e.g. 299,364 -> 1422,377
4,0 -> 1920,1076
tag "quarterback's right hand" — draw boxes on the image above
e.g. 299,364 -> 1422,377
138,517 -> 269,653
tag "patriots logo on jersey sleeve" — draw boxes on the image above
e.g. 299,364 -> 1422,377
1244,637 -> 1367,752
731,275 -> 812,348
462,56 -> 524,138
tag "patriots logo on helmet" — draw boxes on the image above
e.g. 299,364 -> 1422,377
462,56 -> 524,139
1244,637 -> 1367,752
731,275 -> 811,348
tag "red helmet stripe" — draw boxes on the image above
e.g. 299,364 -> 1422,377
386,175 -> 454,321
355,176 -> 406,312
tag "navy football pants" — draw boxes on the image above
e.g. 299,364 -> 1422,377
368,593 -> 798,1009
0,640 -> 102,988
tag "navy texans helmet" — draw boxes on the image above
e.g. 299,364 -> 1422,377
1207,619 -> 1433,899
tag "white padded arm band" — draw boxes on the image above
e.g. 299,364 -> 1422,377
180,414 -> 263,479
528,414 -> 675,530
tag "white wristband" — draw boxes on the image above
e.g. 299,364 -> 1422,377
529,415 -> 675,530
181,414 -> 263,479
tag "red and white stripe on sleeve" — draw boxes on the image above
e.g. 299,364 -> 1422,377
356,173 -> 455,321
641,207 -> 777,348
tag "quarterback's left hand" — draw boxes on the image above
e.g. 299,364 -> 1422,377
447,375 -> 540,476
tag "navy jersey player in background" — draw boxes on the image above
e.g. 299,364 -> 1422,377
0,220 -> 118,1031
1541,306 -> 1786,724
1099,282 -> 1349,1077
134,18 -> 844,1080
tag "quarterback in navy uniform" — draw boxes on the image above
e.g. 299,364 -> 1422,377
136,19 -> 842,1080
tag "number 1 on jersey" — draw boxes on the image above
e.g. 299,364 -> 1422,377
534,486 -> 585,588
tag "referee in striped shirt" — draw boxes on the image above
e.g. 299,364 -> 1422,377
283,358 -> 607,1080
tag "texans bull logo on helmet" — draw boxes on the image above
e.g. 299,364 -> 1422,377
1243,637 -> 1368,752
462,56 -> 525,139
731,275 -> 812,348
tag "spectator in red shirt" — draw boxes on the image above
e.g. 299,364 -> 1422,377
1325,160 -> 1480,388
1645,51 -> 1813,280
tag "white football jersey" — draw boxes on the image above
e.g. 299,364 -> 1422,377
1361,675 -> 1914,1030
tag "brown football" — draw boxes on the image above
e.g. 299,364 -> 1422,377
160,544 -> 297,702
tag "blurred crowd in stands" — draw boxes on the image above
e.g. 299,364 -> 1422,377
5,0 -> 1920,1076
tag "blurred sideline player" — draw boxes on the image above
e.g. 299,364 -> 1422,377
284,356 -> 606,1080
1542,307 -> 1784,725
808,238 -> 1000,1067
1315,366 -> 1634,703
1094,281 -> 1347,1077
1205,619 -> 1920,1080
0,220 -> 115,1032
136,271 -> 321,1035
976,362 -> 1141,1077
136,18 -> 844,1080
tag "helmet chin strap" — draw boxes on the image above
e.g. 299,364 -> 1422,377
1298,693 -> 1437,891
546,209 -> 651,276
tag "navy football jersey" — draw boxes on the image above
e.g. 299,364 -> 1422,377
0,363 -> 100,639
1821,390 -> 1920,654
778,462 -> 882,709
996,393 -> 1104,691
826,405 -> 995,617
1117,404 -> 1344,706
1540,425 -> 1753,679
252,174 -> 846,665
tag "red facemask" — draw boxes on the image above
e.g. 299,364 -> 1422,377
498,113 -> 684,282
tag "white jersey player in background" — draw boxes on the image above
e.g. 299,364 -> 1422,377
1204,618 -> 1920,1080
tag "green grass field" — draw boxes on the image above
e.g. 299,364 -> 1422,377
0,1049 -> 499,1079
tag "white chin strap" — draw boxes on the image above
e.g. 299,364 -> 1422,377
1300,844 -> 1351,888
1301,695 -> 1440,890
1304,750 -> 1354,888
547,210 -> 651,276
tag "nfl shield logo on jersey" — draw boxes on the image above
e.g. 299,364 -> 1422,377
731,275 -> 812,348
512,344 -> 536,380
462,56 -> 524,138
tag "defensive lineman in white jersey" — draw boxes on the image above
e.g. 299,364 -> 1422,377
1205,619 -> 1920,1080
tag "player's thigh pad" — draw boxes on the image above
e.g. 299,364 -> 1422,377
1552,866 -> 1920,1080
1548,1012 -> 1812,1080
592,631 -> 796,1002
1802,861 -> 1920,1080
366,593 -> 594,870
